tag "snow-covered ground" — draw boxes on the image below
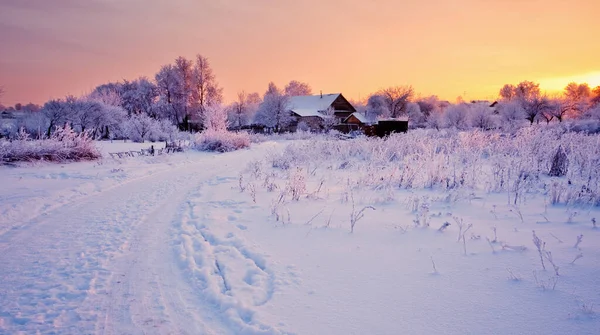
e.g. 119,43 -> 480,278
0,136 -> 598,334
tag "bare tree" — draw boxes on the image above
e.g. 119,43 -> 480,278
229,91 -> 260,128
504,81 -> 547,124
42,98 -> 74,136
469,103 -> 497,129
366,94 -> 389,120
563,82 -> 591,118
547,98 -> 569,122
515,81 -> 541,102
191,54 -> 223,115
155,64 -> 186,126
592,86 -> 600,107
254,88 -> 291,133
522,95 -> 551,124
499,84 -> 516,101
376,85 -> 414,118
264,82 -> 281,97
284,80 -> 312,96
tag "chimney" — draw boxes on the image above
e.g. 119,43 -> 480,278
320,90 -> 322,98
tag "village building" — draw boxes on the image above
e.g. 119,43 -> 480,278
287,93 -> 356,132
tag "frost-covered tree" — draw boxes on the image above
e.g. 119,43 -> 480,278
254,88 -> 292,132
500,81 -> 548,124
155,64 -> 186,126
119,78 -> 158,116
202,104 -> 229,131
42,98 -> 75,136
514,81 -> 541,103
284,80 -> 312,96
406,102 -> 425,128
90,82 -> 122,106
191,54 -> 223,115
373,86 -> 414,118
322,106 -> 338,130
499,84 -> 516,101
366,94 -> 389,120
416,96 -> 439,119
264,82 -> 280,97
72,99 -> 103,132
497,101 -> 525,130
563,82 -> 591,118
469,103 -> 497,129
228,91 -> 260,128
522,95 -> 551,124
546,98 -> 569,122
592,86 -> 600,107
123,113 -> 158,142
443,104 -> 469,129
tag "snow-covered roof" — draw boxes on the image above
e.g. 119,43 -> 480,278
288,93 -> 341,112
292,109 -> 325,118
346,112 -> 369,124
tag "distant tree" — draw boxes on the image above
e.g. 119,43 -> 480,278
375,86 -> 414,118
502,80 -> 548,124
365,94 -> 389,120
72,99 -> 103,132
284,80 -> 312,96
264,82 -> 281,97
583,104 -> 600,121
124,113 -> 157,142
0,86 -> 4,106
42,98 -> 74,136
443,104 -> 469,129
229,91 -> 260,128
191,54 -> 223,117
498,101 -> 525,124
499,84 -> 516,101
469,104 -> 497,129
254,88 -> 291,132
406,102 -> 425,128
416,96 -> 439,118
119,78 -> 158,116
23,103 -> 41,112
514,81 -> 541,102
592,86 -> 600,107
90,82 -> 122,106
546,98 -> 570,122
563,82 -> 591,118
202,104 -> 229,131
155,64 -> 186,126
522,95 -> 551,124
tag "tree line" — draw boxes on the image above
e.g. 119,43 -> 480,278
2,54 -> 600,140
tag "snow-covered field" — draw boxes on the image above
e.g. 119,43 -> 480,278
0,133 -> 599,335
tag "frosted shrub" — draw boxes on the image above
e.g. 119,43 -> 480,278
0,125 -> 101,164
194,129 -> 250,152
263,127 -> 600,206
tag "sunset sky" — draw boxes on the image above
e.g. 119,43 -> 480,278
0,0 -> 599,106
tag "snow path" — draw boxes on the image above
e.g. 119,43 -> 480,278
0,143 -> 284,334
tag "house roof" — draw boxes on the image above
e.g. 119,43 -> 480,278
344,112 -> 370,124
288,93 -> 341,112
292,109 -> 325,118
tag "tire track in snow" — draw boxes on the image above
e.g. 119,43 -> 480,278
0,156 -> 194,241
0,143 -> 286,334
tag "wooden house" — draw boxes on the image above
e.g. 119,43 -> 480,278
287,93 -> 357,132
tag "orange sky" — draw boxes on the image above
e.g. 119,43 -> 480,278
0,0 -> 598,106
